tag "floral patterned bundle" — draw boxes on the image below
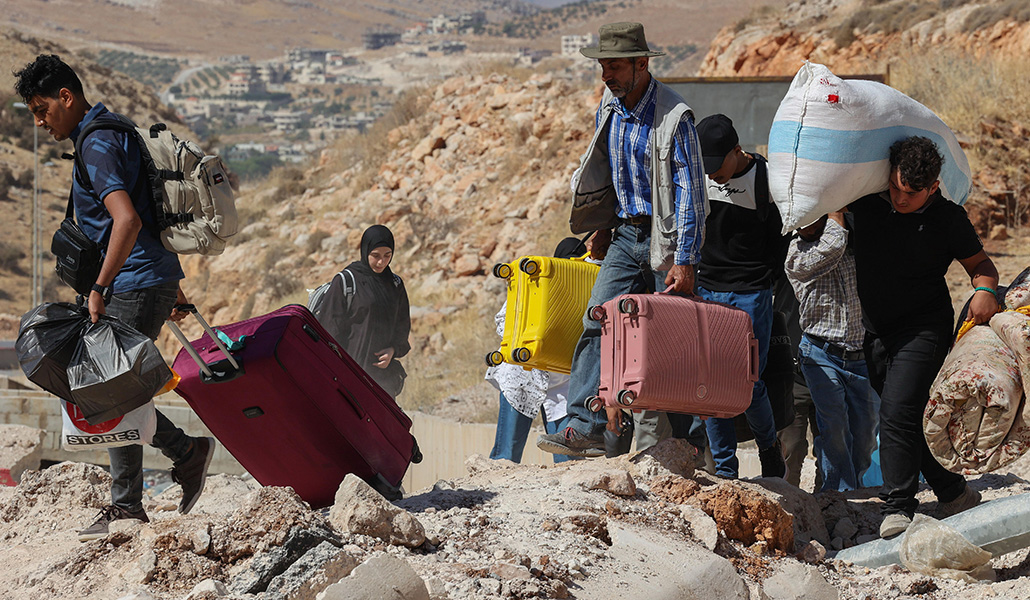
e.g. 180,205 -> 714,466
925,267 -> 1030,474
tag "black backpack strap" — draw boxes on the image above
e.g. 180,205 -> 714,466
72,113 -> 183,233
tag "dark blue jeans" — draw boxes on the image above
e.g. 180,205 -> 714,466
490,393 -> 572,464
564,222 -> 706,449
866,327 -> 966,516
105,280 -> 193,512
698,286 -> 777,478
799,335 -> 879,492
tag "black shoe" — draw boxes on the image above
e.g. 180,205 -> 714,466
759,440 -> 787,479
537,427 -> 605,458
171,437 -> 215,514
78,505 -> 149,542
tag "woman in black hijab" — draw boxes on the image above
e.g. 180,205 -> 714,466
316,225 -> 411,397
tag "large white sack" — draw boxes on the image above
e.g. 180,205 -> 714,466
768,62 -> 971,234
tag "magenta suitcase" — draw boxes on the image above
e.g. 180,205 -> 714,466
169,304 -> 420,508
587,293 -> 759,418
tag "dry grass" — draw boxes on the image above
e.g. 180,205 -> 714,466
890,51 -> 1030,134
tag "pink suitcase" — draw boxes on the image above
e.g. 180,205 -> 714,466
168,304 -> 420,508
586,293 -> 758,418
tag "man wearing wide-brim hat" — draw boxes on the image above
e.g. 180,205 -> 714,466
537,22 -> 709,458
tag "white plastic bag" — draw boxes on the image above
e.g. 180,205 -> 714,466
60,399 -> 157,451
768,62 -> 971,233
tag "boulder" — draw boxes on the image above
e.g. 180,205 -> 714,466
328,475 -> 426,548
316,555 -> 429,600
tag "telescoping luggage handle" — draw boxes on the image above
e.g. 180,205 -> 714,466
166,303 -> 243,383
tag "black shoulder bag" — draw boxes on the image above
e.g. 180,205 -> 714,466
51,193 -> 104,296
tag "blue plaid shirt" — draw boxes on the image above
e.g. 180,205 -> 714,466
70,103 -> 183,293
597,77 -> 707,265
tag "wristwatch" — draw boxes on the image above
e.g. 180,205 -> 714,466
91,283 -> 113,305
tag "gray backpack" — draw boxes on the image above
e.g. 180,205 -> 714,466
307,269 -> 356,316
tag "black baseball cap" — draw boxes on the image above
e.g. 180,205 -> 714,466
696,114 -> 739,174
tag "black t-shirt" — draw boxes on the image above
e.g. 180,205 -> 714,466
697,155 -> 789,292
848,191 -> 983,335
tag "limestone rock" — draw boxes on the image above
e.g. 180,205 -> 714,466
607,521 -> 748,598
329,475 -> 426,548
746,476 -> 830,546
680,504 -> 720,551
316,555 -> 429,600
763,560 -> 840,600
184,579 -> 228,599
560,468 -> 637,496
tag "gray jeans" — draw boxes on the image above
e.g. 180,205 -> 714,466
104,280 -> 193,511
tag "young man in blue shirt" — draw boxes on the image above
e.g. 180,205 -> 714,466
15,54 -> 215,541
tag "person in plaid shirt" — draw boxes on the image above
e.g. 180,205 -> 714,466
785,212 -> 878,492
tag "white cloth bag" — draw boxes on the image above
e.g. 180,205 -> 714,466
60,399 -> 157,451
768,62 -> 972,233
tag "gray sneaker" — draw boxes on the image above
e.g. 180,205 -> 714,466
937,485 -> 981,519
78,505 -> 149,542
879,513 -> 912,539
537,427 -> 605,458
171,437 -> 216,514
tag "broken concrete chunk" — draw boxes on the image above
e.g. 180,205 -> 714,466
0,425 -> 45,485
679,504 -> 719,551
264,540 -> 360,600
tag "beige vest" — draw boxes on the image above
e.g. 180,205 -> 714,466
569,79 -> 697,271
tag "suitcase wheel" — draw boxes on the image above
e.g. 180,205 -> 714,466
617,297 -> 638,315
587,396 -> 605,413
411,436 -> 423,464
519,258 -> 539,275
485,350 -> 504,367
587,305 -> 606,322
512,347 -> 531,363
493,263 -> 513,279
617,389 -> 636,406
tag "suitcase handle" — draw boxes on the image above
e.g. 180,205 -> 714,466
749,338 -> 760,382
167,305 -> 241,379
337,388 -> 367,420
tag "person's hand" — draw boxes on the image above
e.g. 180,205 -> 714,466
88,291 -> 106,323
587,229 -> 612,260
663,264 -> 696,295
605,406 -> 625,433
374,347 -> 395,369
967,289 -> 999,325
168,287 -> 190,322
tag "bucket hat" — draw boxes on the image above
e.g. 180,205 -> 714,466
580,22 -> 665,59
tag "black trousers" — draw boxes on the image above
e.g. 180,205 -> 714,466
865,326 -> 966,516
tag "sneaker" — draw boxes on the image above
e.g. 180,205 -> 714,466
879,513 -> 912,539
758,440 -> 787,479
537,427 -> 605,458
937,485 -> 981,519
78,505 -> 149,542
171,436 -> 215,514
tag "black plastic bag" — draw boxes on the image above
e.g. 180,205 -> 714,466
17,302 -> 172,424
16,302 -> 89,402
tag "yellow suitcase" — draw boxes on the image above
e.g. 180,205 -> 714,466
486,254 -> 599,374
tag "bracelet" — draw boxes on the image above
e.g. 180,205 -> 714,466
974,286 -> 996,296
